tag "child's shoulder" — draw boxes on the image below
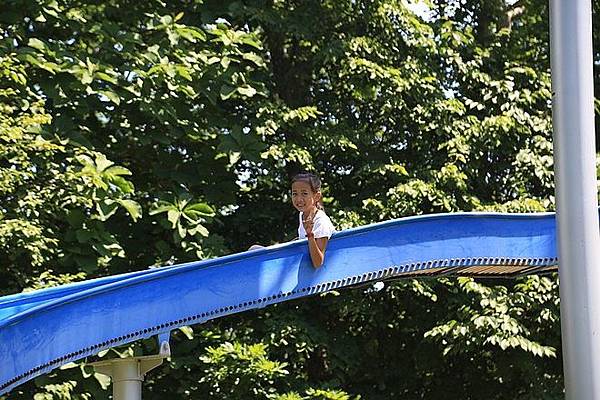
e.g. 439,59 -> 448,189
316,209 -> 334,222
316,209 -> 328,217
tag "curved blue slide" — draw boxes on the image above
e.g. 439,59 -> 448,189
0,212 -> 561,395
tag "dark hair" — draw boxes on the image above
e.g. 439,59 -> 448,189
291,172 -> 324,210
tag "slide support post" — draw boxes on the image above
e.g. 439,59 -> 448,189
91,335 -> 171,400
92,355 -> 165,400
549,0 -> 600,398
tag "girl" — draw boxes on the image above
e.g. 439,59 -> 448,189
291,172 -> 335,268
248,172 -> 335,269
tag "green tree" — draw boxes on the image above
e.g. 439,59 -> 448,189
0,0 -> 580,398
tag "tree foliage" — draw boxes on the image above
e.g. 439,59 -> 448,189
2,0 -> 594,398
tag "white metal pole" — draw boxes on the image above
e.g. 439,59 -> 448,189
112,359 -> 143,400
93,356 -> 165,400
549,0 -> 600,398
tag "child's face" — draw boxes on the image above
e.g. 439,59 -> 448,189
291,180 -> 320,213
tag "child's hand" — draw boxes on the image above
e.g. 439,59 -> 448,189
302,212 -> 314,236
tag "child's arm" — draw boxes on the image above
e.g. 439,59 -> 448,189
303,214 -> 328,268
307,235 -> 328,268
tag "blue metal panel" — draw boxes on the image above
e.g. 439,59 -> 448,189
0,212 -> 561,394
0,269 -> 163,322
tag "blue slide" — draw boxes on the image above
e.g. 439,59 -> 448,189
0,212 -> 560,395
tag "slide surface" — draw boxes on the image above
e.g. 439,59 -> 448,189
0,212 -> 560,394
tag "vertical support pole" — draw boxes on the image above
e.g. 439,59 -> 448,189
549,0 -> 600,398
111,359 -> 144,400
93,356 -> 165,400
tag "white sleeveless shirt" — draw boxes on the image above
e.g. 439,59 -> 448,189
298,210 -> 336,239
